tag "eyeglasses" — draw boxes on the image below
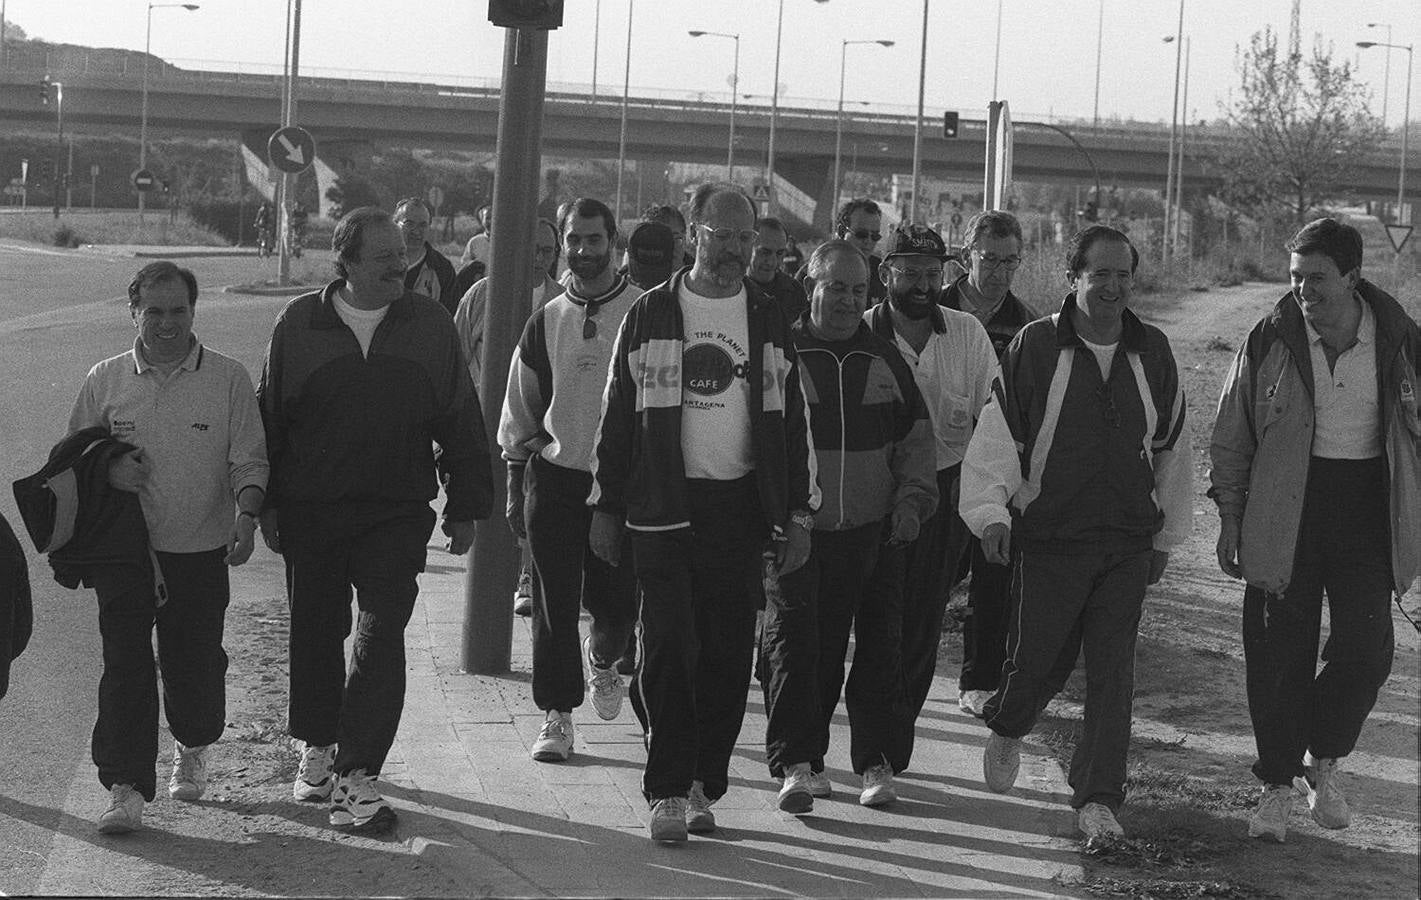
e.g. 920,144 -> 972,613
1096,384 -> 1120,428
888,265 -> 944,283
695,223 -> 759,244
973,250 -> 1022,271
583,303 -> 600,340
849,229 -> 883,243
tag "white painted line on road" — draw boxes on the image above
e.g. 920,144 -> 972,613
0,242 -> 82,257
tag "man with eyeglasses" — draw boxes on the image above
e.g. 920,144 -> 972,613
393,197 -> 458,316
500,198 -> 642,766
749,216 -> 809,322
960,224 -> 1191,844
942,210 -> 1040,718
797,198 -> 888,305
258,206 -> 492,834
858,223 -> 998,803
589,183 -> 818,842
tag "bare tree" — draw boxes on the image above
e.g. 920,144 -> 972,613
1216,27 -> 1384,223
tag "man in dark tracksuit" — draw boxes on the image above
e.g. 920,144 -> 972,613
395,197 -> 459,316
758,240 -> 937,814
941,210 -> 1039,717
589,184 -> 818,843
960,225 -> 1192,843
259,207 -> 492,834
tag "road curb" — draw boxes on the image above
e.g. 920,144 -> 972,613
79,244 -> 254,259
223,283 -> 323,296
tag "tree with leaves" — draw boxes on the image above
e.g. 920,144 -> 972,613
1215,27 -> 1385,223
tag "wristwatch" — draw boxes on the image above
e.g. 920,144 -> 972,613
788,511 -> 814,532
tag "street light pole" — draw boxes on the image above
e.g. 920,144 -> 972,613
614,0 -> 633,224
50,80 -> 63,220
1092,0 -> 1104,131
688,31 -> 741,181
1366,23 -> 1392,126
768,0 -> 829,217
833,38 -> 893,214
1358,41 -> 1413,226
139,2 -> 199,227
910,0 -> 927,225
1162,0 -> 1184,265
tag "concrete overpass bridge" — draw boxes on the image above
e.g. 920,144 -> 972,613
1,47 -> 1412,230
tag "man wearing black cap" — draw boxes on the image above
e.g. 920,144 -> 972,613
857,223 -> 998,804
750,217 -> 809,323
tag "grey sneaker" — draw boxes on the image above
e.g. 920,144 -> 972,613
1297,753 -> 1351,829
168,741 -> 208,801
686,780 -> 716,833
293,742 -> 337,801
983,731 -> 1021,793
513,568 -> 534,617
97,784 -> 144,834
328,769 -> 396,833
958,689 -> 992,717
531,710 -> 574,762
860,762 -> 897,807
1077,802 -> 1125,844
805,770 -> 832,798
649,796 -> 689,842
778,763 -> 814,814
1248,783 -> 1295,843
584,635 -> 625,721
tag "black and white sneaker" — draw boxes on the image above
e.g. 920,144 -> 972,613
329,769 -> 396,833
293,741 -> 337,802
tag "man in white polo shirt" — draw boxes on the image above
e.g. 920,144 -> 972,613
68,261 -> 269,834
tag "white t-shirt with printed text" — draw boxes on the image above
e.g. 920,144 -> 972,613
678,282 -> 754,480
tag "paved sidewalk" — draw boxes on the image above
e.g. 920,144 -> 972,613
377,549 -> 1085,898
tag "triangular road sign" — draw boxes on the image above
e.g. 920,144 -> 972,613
1385,224 -> 1413,253
751,183 -> 771,202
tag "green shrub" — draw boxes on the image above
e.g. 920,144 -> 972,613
51,224 -> 80,248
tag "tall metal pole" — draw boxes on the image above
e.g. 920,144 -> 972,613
1,0 -> 8,72
1398,46 -> 1412,224
1163,0 -> 1184,265
140,7 -> 153,225
278,0 -> 300,286
1092,0 -> 1103,131
1172,37 -> 1190,257
51,82 -> 62,220
910,0 -> 927,224
834,40 -> 848,213
991,0 -> 1002,98
591,0 -> 600,103
464,25 -> 551,675
614,0 -> 632,224
768,0 -> 784,216
729,35 -> 739,181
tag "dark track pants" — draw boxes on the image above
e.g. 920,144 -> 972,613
524,456 -> 636,712
632,475 -> 765,803
983,546 -> 1152,812
91,548 -> 229,802
283,504 -> 433,778
869,465 -> 972,773
1243,456 -> 1394,786
959,541 -> 1012,693
758,523 -> 886,777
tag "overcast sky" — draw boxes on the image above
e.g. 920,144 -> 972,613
7,0 -> 1417,128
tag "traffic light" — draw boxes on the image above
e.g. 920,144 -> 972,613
487,0 -> 564,29
943,110 -> 959,139
39,77 -> 50,105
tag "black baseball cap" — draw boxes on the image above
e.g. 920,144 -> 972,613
882,224 -> 949,261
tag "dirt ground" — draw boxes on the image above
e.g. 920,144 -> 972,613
198,281 -> 1417,898
934,280 -> 1419,899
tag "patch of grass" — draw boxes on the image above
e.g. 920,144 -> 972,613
1082,873 -> 1278,899
1125,762 -> 1258,812
1204,335 -> 1235,353
0,209 -> 227,246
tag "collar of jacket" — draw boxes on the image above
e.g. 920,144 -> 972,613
660,267 -> 775,312
310,279 -> 418,329
1269,278 -> 1415,375
865,297 -> 947,342
791,314 -> 877,352
943,273 -> 1025,320
1053,292 -> 1149,353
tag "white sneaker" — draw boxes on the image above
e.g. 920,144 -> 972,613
648,796 -> 689,842
983,731 -> 1021,793
1297,753 -> 1351,829
860,762 -> 897,807
1248,783 -> 1295,842
168,741 -> 209,801
293,742 -> 337,801
531,710 -> 574,761
958,689 -> 992,717
328,768 -> 396,833
513,569 -> 534,617
778,763 -> 814,814
686,780 -> 716,833
97,784 -> 144,834
1077,801 -> 1125,843
584,635 -> 625,721
805,770 -> 832,798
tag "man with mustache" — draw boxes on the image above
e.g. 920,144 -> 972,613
858,224 -> 998,805
589,183 -> 818,842
748,216 -> 809,322
501,198 -> 641,765
257,207 -> 492,834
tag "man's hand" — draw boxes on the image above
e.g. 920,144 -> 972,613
445,520 -> 476,555
887,506 -> 921,547
505,468 -> 527,539
225,513 -> 257,566
106,450 -> 149,493
981,522 -> 1011,565
777,522 -> 812,576
1148,550 -> 1170,585
1216,517 -> 1242,579
259,508 -> 281,554
589,511 -> 623,566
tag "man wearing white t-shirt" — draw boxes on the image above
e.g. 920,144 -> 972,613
589,183 -> 819,843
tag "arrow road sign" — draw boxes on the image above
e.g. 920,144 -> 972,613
268,126 -> 316,174
1385,224 -> 1413,254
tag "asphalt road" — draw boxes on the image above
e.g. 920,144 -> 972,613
0,242 -> 306,895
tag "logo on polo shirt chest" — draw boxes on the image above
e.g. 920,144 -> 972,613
191,422 -> 210,432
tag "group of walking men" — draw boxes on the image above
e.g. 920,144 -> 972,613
50,182 -> 1416,850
